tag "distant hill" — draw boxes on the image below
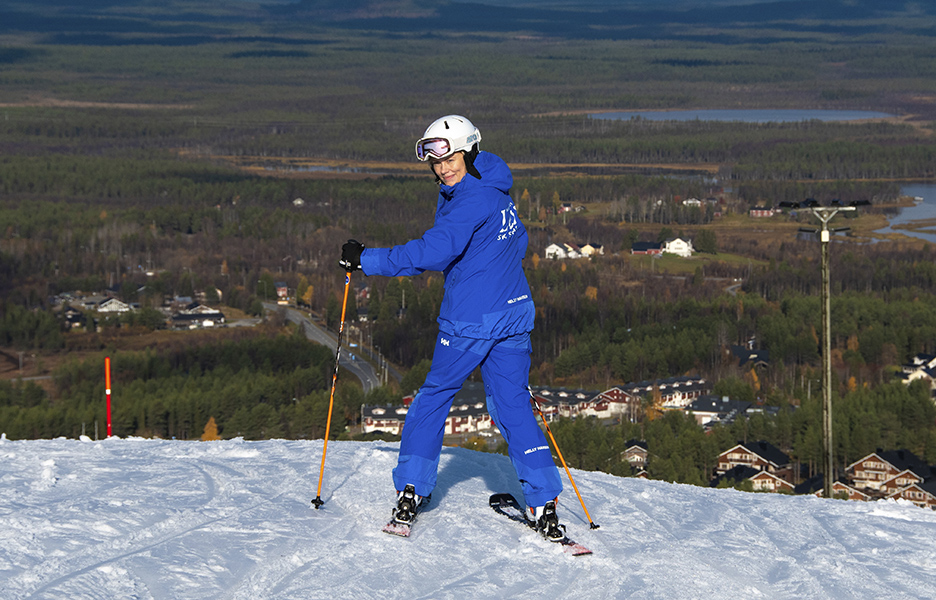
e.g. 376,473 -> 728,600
288,0 -> 930,20
449,0 -> 816,6
279,0 -> 933,40
4,0 -> 934,43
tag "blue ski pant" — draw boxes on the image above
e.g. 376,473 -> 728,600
392,331 -> 563,508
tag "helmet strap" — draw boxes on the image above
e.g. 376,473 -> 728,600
464,146 -> 481,180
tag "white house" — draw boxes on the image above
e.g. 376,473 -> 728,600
181,302 -> 223,316
750,207 -> 777,218
544,243 -> 582,260
544,243 -> 566,259
687,396 -> 752,426
361,405 -> 410,436
662,238 -> 694,257
97,298 -> 131,313
899,353 -> 936,398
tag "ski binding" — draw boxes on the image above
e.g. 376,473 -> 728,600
489,493 -> 592,556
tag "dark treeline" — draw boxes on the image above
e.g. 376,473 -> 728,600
734,179 -> 901,206
0,329 -> 364,441
191,115 -> 935,181
747,243 -> 936,300
498,118 -> 935,181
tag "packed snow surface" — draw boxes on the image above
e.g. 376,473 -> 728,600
2,436 -> 936,599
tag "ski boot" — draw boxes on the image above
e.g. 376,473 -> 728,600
528,500 -> 567,542
391,484 -> 424,526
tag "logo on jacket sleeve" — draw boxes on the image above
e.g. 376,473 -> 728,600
497,203 -> 519,241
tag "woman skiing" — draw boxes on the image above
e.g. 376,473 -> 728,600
339,115 -> 565,540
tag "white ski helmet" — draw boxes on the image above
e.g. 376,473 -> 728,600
415,115 -> 481,162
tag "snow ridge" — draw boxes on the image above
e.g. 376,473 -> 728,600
2,437 -> 936,599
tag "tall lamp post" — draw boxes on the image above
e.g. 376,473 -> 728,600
801,205 -> 855,498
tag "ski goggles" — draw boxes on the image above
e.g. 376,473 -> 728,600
415,137 -> 452,161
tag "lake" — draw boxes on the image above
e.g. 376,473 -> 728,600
591,109 -> 896,123
876,184 -> 936,244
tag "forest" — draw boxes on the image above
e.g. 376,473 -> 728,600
0,327 -> 356,441
2,0 -> 936,490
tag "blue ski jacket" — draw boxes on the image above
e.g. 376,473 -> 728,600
360,151 -> 534,339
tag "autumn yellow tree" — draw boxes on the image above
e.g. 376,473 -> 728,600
848,376 -> 858,392
297,275 -> 311,306
644,384 -> 664,421
748,367 -> 760,392
519,188 -> 532,220
201,417 -> 220,441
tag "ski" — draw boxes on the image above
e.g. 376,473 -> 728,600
382,485 -> 424,538
489,493 -> 592,556
382,519 -> 412,537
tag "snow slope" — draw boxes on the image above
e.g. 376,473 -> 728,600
2,437 -> 936,599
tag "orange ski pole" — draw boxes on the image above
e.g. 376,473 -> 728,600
530,392 -> 600,529
312,272 -> 352,509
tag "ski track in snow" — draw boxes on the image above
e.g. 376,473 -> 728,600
2,437 -> 936,599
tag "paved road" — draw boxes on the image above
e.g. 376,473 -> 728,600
264,303 -> 383,393
725,282 -> 742,296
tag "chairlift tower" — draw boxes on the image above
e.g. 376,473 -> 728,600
800,206 -> 855,498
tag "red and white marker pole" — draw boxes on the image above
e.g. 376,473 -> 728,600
105,356 -> 112,438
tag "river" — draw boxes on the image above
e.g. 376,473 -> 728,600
874,184 -> 936,244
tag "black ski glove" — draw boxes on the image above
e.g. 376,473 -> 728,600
339,239 -> 364,272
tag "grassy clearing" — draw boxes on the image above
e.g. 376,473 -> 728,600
626,251 -> 764,276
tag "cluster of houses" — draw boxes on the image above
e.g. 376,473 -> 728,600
363,342 -> 776,441
712,441 -> 936,510
544,199 -> 873,261
630,237 -> 695,258
361,375 -> 718,441
362,365 -> 936,510
54,293 -> 226,330
537,198 -> 876,261
752,198 -> 871,219
543,238 -> 697,260
544,242 -> 605,260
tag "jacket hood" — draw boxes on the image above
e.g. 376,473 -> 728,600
440,151 -> 512,196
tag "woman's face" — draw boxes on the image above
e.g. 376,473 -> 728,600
431,152 -> 467,186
